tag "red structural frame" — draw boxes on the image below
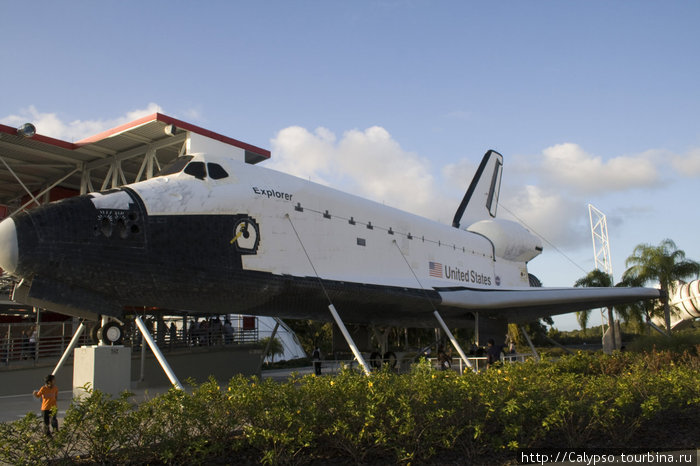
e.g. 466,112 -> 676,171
0,113 -> 271,158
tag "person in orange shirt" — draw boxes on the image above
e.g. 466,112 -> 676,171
33,374 -> 59,435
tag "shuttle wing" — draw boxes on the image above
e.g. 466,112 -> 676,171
438,286 -> 661,323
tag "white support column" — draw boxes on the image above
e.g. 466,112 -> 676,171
139,328 -> 147,383
135,315 -> 183,390
259,320 -> 281,370
146,146 -> 157,179
135,146 -> 156,182
433,310 -> 474,372
80,163 -> 92,195
99,315 -> 109,346
328,304 -> 371,375
100,165 -> 113,191
111,158 -> 124,188
519,326 -> 540,361
52,322 -> 86,376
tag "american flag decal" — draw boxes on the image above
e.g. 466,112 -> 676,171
429,261 -> 443,278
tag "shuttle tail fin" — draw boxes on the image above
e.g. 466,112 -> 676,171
452,149 -> 503,229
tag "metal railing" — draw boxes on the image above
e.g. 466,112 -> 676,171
125,323 -> 260,351
436,353 -> 532,373
1,319 -> 263,368
1,321 -> 92,366
308,353 -> 534,376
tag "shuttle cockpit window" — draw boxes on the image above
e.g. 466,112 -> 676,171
180,160 -> 229,181
184,161 -> 207,180
207,163 -> 229,180
156,155 -> 194,177
156,153 -> 230,181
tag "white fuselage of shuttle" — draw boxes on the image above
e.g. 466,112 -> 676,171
125,153 -> 539,292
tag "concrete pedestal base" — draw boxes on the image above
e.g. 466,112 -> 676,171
73,345 -> 131,398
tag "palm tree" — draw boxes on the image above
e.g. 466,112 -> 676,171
574,269 -> 615,343
614,274 -> 659,334
260,336 -> 284,364
622,239 -> 700,335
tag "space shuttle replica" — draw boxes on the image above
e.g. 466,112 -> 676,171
0,116 -> 661,366
657,280 -> 700,331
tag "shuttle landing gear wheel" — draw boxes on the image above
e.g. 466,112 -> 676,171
97,321 -> 124,345
89,322 -> 101,345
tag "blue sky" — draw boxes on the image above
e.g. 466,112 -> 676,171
2,1 -> 699,331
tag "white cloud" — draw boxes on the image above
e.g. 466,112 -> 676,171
268,126 -> 336,183
500,185 -> 589,250
495,144 -> 681,251
541,143 -> 660,194
179,107 -> 204,122
441,158 -> 478,191
671,147 -> 700,176
269,125 -> 453,220
0,103 -> 163,141
336,127 -> 436,214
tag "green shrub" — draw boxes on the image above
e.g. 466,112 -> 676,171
235,375 -> 315,464
136,377 -> 245,464
0,413 -> 58,466
299,367 -> 379,462
61,384 -> 140,464
627,329 -> 700,354
1,350 -> 698,465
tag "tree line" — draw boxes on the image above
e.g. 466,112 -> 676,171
574,238 -> 699,335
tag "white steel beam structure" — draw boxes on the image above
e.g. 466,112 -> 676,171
588,204 -> 618,349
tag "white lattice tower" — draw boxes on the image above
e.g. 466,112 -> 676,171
588,204 -> 613,336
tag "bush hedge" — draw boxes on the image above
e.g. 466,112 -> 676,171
1,348 -> 698,465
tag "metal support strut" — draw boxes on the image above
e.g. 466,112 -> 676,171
286,214 -> 371,375
135,315 -> 184,390
329,304 -> 371,375
52,321 -> 86,376
392,240 -> 475,372
519,326 -> 540,362
433,310 -> 475,372
258,319 -> 281,372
